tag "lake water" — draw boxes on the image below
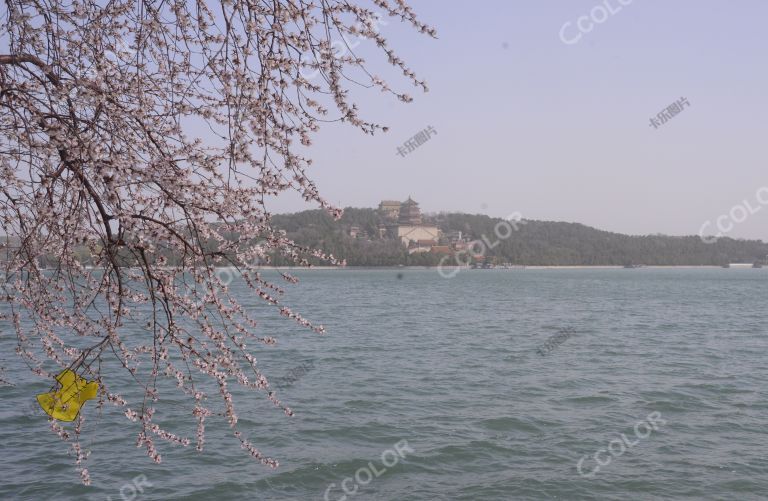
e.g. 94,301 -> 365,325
1,268 -> 768,500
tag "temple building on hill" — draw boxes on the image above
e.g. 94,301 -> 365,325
398,197 -> 422,225
379,197 -> 440,252
378,200 -> 402,221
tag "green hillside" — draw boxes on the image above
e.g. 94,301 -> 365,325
270,208 -> 768,267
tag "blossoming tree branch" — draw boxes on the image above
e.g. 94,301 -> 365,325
0,0 -> 434,484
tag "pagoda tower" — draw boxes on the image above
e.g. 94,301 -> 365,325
398,197 -> 422,225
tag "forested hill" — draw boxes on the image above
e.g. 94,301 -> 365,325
270,208 -> 768,267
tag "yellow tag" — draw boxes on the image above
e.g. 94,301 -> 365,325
36,369 -> 98,422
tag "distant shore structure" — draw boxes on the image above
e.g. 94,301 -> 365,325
378,197 -> 440,253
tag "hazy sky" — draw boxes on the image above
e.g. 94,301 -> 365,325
269,0 -> 768,241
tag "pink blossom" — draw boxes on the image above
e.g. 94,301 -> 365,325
0,0 -> 432,485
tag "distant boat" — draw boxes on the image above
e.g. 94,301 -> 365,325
753,262 -> 764,269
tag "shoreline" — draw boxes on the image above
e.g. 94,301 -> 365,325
233,265 -> 756,271
59,265 -> 763,272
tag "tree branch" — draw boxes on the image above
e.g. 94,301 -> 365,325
0,53 -> 61,86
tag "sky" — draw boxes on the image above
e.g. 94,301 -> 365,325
267,0 -> 768,242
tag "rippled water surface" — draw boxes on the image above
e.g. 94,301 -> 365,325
2,268 -> 768,500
